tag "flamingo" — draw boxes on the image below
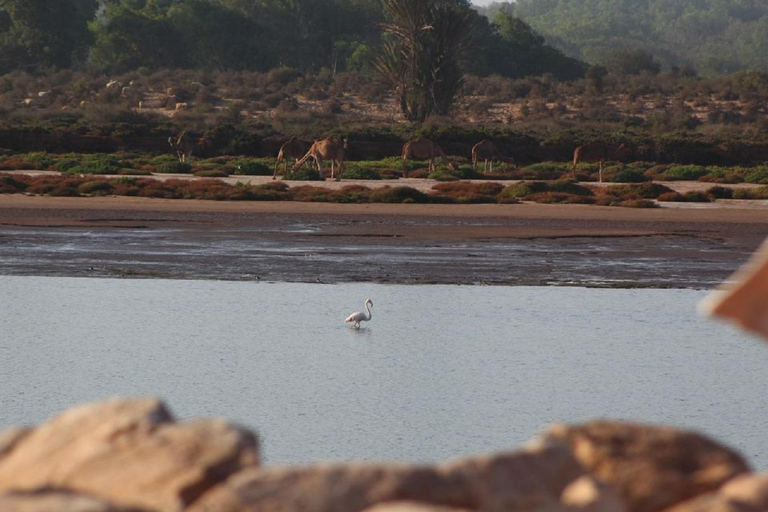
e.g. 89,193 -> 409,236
345,299 -> 373,329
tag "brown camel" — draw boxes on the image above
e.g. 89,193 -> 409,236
274,137 -> 312,179
571,142 -> 630,182
168,131 -> 195,163
292,137 -> 348,181
401,138 -> 457,178
471,140 -> 516,172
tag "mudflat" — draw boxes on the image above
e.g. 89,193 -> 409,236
1,194 -> 767,287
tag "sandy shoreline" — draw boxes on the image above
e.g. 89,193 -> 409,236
1,194 -> 767,287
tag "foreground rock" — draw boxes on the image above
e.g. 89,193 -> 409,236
544,421 -> 750,512
0,398 -> 259,511
188,441 -> 587,512
0,398 -> 755,512
0,490 -> 144,512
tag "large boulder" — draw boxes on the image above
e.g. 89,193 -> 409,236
544,422 -> 750,512
188,441 -> 588,512
0,398 -> 259,511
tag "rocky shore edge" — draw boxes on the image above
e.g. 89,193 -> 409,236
0,397 -> 764,512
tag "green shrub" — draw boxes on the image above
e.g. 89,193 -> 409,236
745,166 -> 768,184
605,182 -> 673,199
607,168 -> 650,183
683,191 -> 713,202
428,170 -> 459,181
521,162 -> 568,179
52,158 -> 81,172
662,165 -> 709,181
77,181 -> 114,195
500,181 -> 549,198
340,167 -> 381,180
155,162 -> 193,174
65,154 -> 127,175
23,152 -> 55,170
369,186 -> 429,203
549,180 -> 593,196
283,167 -> 323,181
233,160 -> 271,176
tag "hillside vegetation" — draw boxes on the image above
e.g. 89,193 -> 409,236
479,0 -> 768,74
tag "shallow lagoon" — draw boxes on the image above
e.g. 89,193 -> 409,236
1,276 -> 766,468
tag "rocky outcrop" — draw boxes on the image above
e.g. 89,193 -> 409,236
0,398 -> 756,512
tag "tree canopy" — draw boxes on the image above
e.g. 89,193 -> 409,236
0,0 -> 582,82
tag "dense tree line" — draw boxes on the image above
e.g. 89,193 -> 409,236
479,0 -> 768,75
0,0 -> 582,81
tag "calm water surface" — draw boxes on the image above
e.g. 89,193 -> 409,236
1,276 -> 766,468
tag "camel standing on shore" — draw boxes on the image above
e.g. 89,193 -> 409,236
292,137 -> 348,180
274,137 -> 312,179
571,142 -> 630,182
401,138 -> 457,177
168,131 -> 195,163
471,140 -> 516,172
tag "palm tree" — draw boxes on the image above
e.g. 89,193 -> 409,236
375,0 -> 475,122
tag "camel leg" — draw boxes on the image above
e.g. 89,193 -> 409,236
599,161 -> 603,184
402,157 -> 408,178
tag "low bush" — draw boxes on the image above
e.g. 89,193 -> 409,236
662,165 -> 709,181
0,174 -> 29,193
658,192 -> 685,201
340,167 -> 381,180
155,161 -> 193,174
521,162 -> 568,180
500,181 -> 549,198
64,154 -> 126,175
77,180 -> 114,195
606,167 -> 650,183
232,160 -> 271,176
706,186 -> 733,199
745,166 -> 768,184
282,167 -> 323,181
369,186 -> 430,203
431,181 -> 504,203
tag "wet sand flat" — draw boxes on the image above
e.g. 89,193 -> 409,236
1,194 -> 767,287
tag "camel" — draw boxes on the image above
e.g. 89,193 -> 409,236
571,142 -> 631,182
274,137 -> 312,179
292,137 -> 348,181
471,140 -> 516,172
168,130 -> 195,163
401,138 -> 457,178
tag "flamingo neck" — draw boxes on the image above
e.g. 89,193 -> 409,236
365,302 -> 372,320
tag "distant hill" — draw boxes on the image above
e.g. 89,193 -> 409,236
477,0 -> 768,74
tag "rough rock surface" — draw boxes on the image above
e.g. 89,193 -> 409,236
0,398 -> 259,511
188,441 -> 586,512
0,399 -> 759,512
544,421 -> 751,512
0,490 -> 143,512
663,473 -> 768,512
